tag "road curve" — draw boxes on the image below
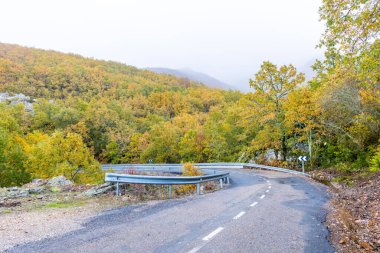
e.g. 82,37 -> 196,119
7,169 -> 334,253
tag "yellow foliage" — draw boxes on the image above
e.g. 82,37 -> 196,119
23,131 -> 103,184
176,163 -> 204,194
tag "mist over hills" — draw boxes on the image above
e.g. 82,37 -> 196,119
147,67 -> 235,91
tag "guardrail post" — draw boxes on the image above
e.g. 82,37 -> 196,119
116,182 -> 119,196
219,179 -> 223,189
226,176 -> 230,185
197,183 -> 201,195
168,185 -> 172,199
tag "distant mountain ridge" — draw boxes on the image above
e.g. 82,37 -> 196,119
147,67 -> 234,90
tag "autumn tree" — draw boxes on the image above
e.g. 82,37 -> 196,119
0,127 -> 30,187
312,0 -> 380,170
22,131 -> 103,184
249,62 -> 305,161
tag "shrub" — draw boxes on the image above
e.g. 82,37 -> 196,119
369,146 -> 380,172
176,163 -> 204,195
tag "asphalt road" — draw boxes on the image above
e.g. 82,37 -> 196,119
7,169 -> 335,253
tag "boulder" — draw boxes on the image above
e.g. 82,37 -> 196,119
23,179 -> 48,188
83,183 -> 114,197
46,176 -> 73,187
28,187 -> 44,194
0,188 -> 29,199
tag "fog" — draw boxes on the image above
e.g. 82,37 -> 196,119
0,0 -> 324,91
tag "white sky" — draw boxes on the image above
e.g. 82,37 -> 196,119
0,0 -> 324,91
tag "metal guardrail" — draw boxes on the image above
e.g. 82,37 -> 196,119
102,163 -> 245,171
102,163 -> 309,176
244,163 -> 310,177
104,166 -> 230,197
102,163 -> 309,197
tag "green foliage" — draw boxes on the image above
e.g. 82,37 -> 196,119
249,62 -> 305,161
0,128 -> 30,187
318,0 -> 379,58
23,131 -> 103,184
370,146 -> 380,172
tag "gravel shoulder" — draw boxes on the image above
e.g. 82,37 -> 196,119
0,196 -> 127,252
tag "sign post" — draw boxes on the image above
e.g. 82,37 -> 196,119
298,156 -> 308,173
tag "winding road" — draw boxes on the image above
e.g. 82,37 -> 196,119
8,168 -> 334,253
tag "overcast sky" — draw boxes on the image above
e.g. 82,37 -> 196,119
0,0 -> 324,91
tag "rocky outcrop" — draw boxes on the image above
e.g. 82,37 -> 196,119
46,176 -> 73,187
83,183 -> 115,197
0,176 -> 74,200
0,92 -> 34,112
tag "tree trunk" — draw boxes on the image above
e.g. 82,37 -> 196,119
274,149 -> 279,161
281,135 -> 287,161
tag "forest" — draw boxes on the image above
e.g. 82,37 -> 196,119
0,0 -> 379,187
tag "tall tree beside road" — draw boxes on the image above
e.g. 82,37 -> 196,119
249,62 -> 305,161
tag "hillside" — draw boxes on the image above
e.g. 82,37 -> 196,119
0,43 -> 206,100
147,67 -> 234,90
0,43 -> 248,186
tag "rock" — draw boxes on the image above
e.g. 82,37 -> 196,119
1,189 -> 29,199
7,187 -> 19,192
0,92 -> 34,112
28,187 -> 44,194
23,179 -> 48,188
46,176 -> 73,187
83,184 -> 115,197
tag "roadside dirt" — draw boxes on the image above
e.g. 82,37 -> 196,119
312,171 -> 380,252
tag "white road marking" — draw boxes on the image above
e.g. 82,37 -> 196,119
233,211 -> 246,220
188,247 -> 201,253
265,190 -> 269,193
202,227 -> 224,241
188,247 -> 202,253
268,185 -> 272,189
250,202 -> 258,207
260,194 -> 265,199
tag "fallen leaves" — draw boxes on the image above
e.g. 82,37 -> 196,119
327,173 -> 380,252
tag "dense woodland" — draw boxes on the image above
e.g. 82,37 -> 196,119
0,0 -> 379,187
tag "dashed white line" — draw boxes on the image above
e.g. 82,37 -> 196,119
250,201 -> 258,207
233,211 -> 246,220
188,247 -> 201,253
260,194 -> 266,199
268,185 -> 272,189
202,227 -> 224,241
265,190 -> 269,193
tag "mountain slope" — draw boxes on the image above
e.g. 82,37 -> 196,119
0,43 -> 247,171
147,67 -> 234,90
0,43 -> 203,100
